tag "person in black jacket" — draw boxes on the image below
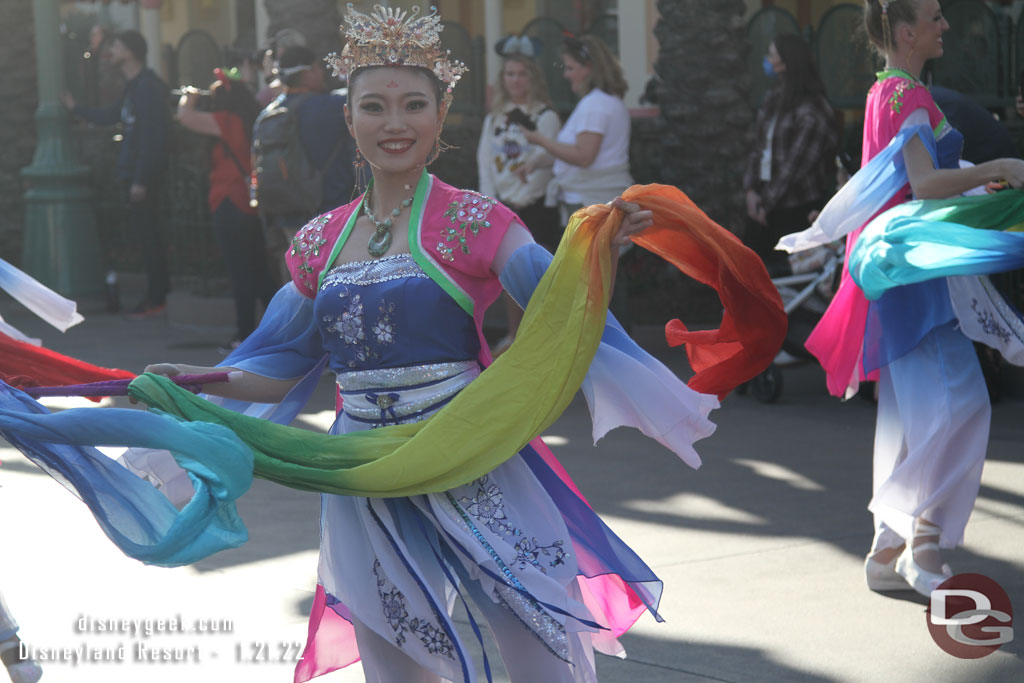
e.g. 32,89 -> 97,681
63,30 -> 171,318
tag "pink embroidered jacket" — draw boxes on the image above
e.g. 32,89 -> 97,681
285,171 -> 522,366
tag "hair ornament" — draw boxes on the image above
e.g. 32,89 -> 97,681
879,0 -> 893,51
562,33 -> 592,64
326,4 -> 467,109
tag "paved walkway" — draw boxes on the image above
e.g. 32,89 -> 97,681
1,305 -> 1022,682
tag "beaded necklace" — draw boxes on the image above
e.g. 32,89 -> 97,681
363,184 -> 414,257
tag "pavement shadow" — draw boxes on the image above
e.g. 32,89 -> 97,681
0,458 -> 47,477
190,477 -> 321,573
547,353 -> 1024,576
598,630 -> 838,683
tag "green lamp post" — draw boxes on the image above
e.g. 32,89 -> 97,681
21,0 -> 103,299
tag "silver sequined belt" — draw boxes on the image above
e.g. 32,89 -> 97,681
336,361 -> 480,425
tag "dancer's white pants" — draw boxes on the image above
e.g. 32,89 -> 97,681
353,572 -> 592,683
870,321 -> 990,550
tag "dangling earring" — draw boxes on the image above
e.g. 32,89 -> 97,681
426,135 -> 454,167
426,136 -> 441,166
353,147 -> 368,196
426,100 -> 452,167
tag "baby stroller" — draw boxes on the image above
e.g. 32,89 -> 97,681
744,242 -> 845,403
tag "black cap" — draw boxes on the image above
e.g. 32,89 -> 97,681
113,29 -> 147,62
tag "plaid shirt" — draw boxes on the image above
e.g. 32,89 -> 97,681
744,88 -> 838,213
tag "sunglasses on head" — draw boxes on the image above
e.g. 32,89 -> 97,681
562,36 -> 591,64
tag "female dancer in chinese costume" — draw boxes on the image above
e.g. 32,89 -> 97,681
780,0 -> 1024,598
0,6 -> 785,682
144,10 -> 675,680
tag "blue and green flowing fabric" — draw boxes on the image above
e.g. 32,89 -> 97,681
0,384 -> 252,566
849,189 -> 1024,300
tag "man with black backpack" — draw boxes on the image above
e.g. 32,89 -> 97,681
252,46 -> 355,283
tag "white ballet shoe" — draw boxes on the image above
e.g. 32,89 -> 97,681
895,542 -> 953,597
865,553 -> 913,591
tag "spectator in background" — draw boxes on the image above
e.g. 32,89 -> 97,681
523,33 -> 634,327
78,23 -> 124,108
744,34 -> 838,275
177,68 -> 277,352
477,35 -> 561,354
1016,67 -> 1024,124
230,48 -> 265,96
253,46 -> 354,284
255,47 -> 281,108
63,30 -> 171,318
255,28 -> 308,108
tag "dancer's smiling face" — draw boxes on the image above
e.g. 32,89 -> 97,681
905,0 -> 948,61
345,66 -> 444,174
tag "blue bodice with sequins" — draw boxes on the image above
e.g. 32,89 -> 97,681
314,254 -> 480,374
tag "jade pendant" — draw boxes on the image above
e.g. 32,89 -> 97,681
368,228 -> 392,257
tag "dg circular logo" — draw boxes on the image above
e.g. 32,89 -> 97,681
927,573 -> 1013,658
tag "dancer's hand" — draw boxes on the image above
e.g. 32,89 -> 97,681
997,158 -> 1024,189
130,364 -> 182,403
610,197 -> 653,246
143,363 -> 183,377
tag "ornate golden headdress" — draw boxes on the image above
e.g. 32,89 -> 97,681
326,4 -> 468,109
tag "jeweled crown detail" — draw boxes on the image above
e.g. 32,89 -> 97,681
326,4 -> 467,109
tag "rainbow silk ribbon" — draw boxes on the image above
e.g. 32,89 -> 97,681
0,184 -> 785,565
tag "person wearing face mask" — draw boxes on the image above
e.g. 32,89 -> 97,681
743,34 -> 838,276
477,36 -> 561,354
